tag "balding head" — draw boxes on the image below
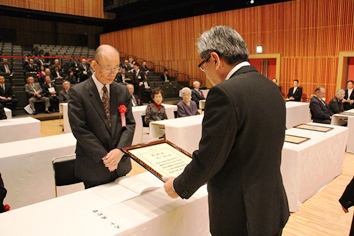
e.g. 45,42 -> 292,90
94,44 -> 119,62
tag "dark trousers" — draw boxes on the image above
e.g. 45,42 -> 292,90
83,172 -> 119,189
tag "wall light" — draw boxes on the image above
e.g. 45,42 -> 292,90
256,45 -> 263,53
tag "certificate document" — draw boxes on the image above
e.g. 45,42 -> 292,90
123,140 -> 192,181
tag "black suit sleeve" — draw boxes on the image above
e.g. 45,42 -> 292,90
174,86 -> 237,199
339,177 -> 354,210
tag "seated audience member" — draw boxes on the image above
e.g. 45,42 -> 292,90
78,59 -> 91,82
25,58 -> 37,73
160,69 -> 170,82
0,173 -> 7,213
37,65 -> 46,84
132,63 -> 147,98
287,79 -> 302,101
0,76 -> 18,115
144,87 -> 168,125
51,65 -> 63,81
344,80 -> 354,110
25,76 -> 51,115
140,61 -> 149,74
309,86 -> 332,124
115,68 -> 127,83
58,81 -> 71,103
42,76 -> 59,112
0,58 -> 13,76
272,78 -> 281,92
50,59 -> 61,72
22,55 -> 30,70
329,89 -> 345,114
0,104 -> 6,120
70,56 -> 80,77
35,54 -> 48,68
127,84 -> 142,107
121,59 -> 133,72
191,81 -> 205,109
64,70 -> 77,84
177,87 -> 199,117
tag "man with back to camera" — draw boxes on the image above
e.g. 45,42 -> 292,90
287,79 -> 302,101
68,44 -> 135,189
163,26 -> 289,235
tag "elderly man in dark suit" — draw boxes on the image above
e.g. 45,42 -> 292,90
69,44 -> 135,189
309,86 -> 333,124
163,26 -> 289,235
191,80 -> 205,109
343,80 -> 354,110
58,81 -> 71,103
0,58 -> 13,75
25,76 -> 51,115
287,79 -> 303,101
0,76 -> 18,114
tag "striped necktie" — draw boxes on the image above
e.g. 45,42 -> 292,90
102,85 -> 111,126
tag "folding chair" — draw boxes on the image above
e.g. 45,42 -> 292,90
52,154 -> 81,197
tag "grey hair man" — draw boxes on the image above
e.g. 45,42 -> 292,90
163,26 -> 289,235
329,89 -> 345,114
310,86 -> 332,124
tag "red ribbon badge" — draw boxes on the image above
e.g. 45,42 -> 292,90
118,105 -> 127,127
4,204 -> 10,212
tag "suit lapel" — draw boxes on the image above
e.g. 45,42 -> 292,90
87,79 -> 111,133
110,83 -> 119,137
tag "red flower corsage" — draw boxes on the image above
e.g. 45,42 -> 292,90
118,105 -> 127,127
4,204 -> 10,212
137,99 -> 141,105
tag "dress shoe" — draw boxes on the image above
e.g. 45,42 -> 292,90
45,110 -> 52,114
32,111 -> 37,115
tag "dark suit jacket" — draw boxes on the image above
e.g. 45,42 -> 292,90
132,69 -> 146,87
329,97 -> 344,114
58,90 -> 70,103
191,89 -> 205,108
68,77 -> 135,183
115,73 -> 126,83
0,83 -> 13,98
51,70 -> 63,80
160,74 -> 170,82
131,94 -> 142,106
0,64 -> 13,74
173,65 -> 289,235
344,89 -> 354,110
78,64 -> 91,82
287,86 -> 303,101
42,83 -> 57,96
309,96 -> 332,124
0,173 -> 7,213
25,64 -> 37,73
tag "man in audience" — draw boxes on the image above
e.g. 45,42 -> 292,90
35,54 -> 47,68
287,79 -> 302,101
42,76 -> 59,112
132,63 -> 147,98
58,81 -> 71,103
163,26 -> 289,235
121,59 -> 133,72
25,76 -> 51,115
140,61 -> 149,74
329,89 -> 345,114
343,80 -> 354,110
70,56 -> 80,77
127,83 -> 141,106
51,65 -> 63,81
0,76 -> 18,115
309,86 -> 332,124
50,59 -> 61,72
68,44 -> 135,189
115,67 -> 127,83
191,80 -> 205,109
160,69 -> 170,82
0,58 -> 13,76
78,58 -> 90,82
25,58 -> 37,73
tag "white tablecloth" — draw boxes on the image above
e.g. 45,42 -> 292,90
132,104 -> 177,145
281,123 -> 348,212
285,102 -> 311,129
0,133 -> 81,209
4,107 -> 12,119
331,109 -> 354,153
0,117 -> 40,143
150,115 -> 204,154
0,172 -> 210,236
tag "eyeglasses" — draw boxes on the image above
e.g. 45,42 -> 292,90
198,54 -> 211,72
96,61 -> 119,73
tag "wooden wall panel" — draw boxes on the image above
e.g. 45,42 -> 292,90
0,0 -> 114,19
101,0 -> 354,98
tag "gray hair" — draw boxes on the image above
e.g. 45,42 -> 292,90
336,89 -> 345,96
197,26 -> 249,64
315,86 -> 325,92
181,87 -> 191,96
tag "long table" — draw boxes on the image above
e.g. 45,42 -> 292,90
285,102 -> 311,129
0,172 -> 210,236
150,116 -> 348,212
0,133 -> 81,209
0,117 -> 40,143
281,123 -> 348,212
331,109 -> 354,153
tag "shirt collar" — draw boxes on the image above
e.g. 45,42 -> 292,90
225,61 -> 250,80
92,73 -> 110,97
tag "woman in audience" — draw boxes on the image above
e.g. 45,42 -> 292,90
144,87 -> 168,125
37,65 -> 46,85
177,87 -> 199,117
64,70 -> 77,84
